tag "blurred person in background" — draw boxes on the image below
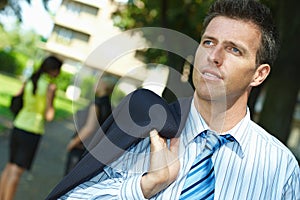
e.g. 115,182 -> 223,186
64,75 -> 117,175
0,55 -> 62,200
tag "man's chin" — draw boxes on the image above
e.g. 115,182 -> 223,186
196,87 -> 226,99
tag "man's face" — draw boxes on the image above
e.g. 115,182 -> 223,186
193,16 -> 262,102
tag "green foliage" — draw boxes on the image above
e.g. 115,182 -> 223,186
0,73 -> 24,131
53,71 -> 74,92
0,51 -> 19,74
0,25 -> 12,48
54,90 -> 84,119
111,86 -> 126,108
113,0 -> 213,40
11,51 -> 28,75
113,0 -> 213,73
0,20 -> 46,76
80,76 -> 97,99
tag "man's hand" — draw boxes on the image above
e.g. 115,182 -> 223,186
141,129 -> 180,199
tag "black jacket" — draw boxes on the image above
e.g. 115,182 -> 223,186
46,88 -> 192,200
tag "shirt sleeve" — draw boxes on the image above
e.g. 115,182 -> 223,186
120,174 -> 148,200
62,174 -> 147,200
281,164 -> 300,200
85,174 -> 147,200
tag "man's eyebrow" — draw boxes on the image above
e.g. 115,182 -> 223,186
201,35 -> 216,41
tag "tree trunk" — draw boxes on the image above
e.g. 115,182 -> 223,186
162,52 -> 194,103
160,0 -> 194,102
258,62 -> 299,144
258,0 -> 300,144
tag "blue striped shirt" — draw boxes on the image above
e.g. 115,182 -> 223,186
60,99 -> 300,200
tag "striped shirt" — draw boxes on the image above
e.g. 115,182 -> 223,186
61,99 -> 300,200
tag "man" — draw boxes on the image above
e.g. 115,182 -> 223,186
50,0 -> 300,199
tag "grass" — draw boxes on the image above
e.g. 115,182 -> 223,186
54,90 -> 88,120
0,73 -> 87,133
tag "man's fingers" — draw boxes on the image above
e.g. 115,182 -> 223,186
149,129 -> 166,152
169,137 -> 180,154
149,130 -> 179,153
150,129 -> 159,138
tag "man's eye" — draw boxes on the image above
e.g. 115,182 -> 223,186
229,47 -> 241,55
203,40 -> 213,46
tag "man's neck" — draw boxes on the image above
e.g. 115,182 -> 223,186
194,93 -> 248,133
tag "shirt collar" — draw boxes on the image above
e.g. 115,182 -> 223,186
185,98 -> 209,143
185,98 -> 249,158
220,109 -> 250,158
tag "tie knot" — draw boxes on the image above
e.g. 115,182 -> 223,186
197,130 -> 234,153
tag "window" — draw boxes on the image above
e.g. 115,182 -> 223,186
64,1 -> 98,18
53,25 -> 90,48
55,26 -> 73,45
66,1 -> 81,17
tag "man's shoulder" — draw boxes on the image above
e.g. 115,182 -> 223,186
249,120 -> 299,165
249,120 -> 289,151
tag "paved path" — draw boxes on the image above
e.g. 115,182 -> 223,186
0,117 -> 75,200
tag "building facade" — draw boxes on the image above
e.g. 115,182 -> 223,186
40,0 -> 169,98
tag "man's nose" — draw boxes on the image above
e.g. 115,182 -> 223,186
207,46 -> 223,67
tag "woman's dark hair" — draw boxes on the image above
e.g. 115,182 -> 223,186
202,0 -> 280,66
30,55 -> 63,94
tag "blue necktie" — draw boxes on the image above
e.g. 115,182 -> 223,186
179,130 -> 234,200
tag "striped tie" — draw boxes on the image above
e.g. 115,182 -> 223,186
179,130 -> 234,200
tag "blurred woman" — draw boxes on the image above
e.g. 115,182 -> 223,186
0,55 -> 62,200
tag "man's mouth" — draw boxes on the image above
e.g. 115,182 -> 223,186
202,71 -> 223,80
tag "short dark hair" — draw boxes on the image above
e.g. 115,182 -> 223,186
202,0 -> 280,66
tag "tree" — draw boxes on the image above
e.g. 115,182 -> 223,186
0,0 -> 54,76
0,20 -> 46,75
257,0 -> 300,144
113,0 -> 214,102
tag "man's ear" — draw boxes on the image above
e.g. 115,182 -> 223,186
250,64 -> 271,87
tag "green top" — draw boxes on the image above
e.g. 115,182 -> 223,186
14,74 -> 51,134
